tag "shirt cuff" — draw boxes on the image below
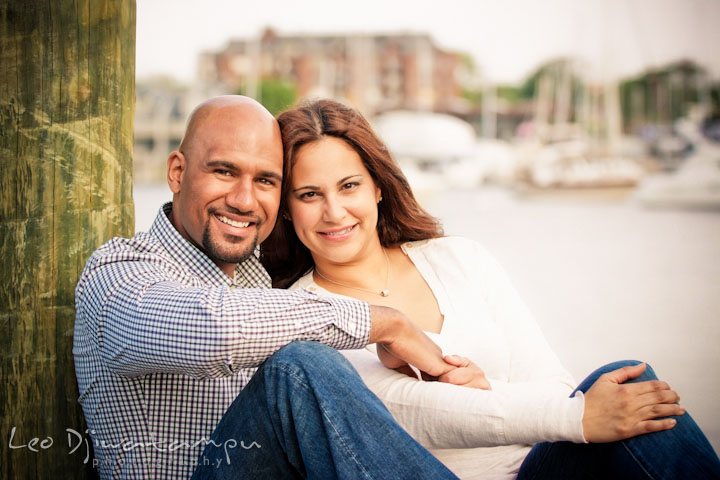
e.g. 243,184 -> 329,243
324,295 -> 372,349
570,391 -> 588,443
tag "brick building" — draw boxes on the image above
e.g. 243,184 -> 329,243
198,28 -> 465,115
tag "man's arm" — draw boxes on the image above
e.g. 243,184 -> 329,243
368,305 -> 454,378
76,245 -> 454,380
76,250 -> 370,379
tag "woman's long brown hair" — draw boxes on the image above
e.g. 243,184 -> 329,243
261,99 -> 443,288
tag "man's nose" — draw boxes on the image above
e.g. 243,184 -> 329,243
322,196 -> 347,222
225,179 -> 258,212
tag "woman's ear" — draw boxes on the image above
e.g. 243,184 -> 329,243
376,188 -> 382,203
167,151 -> 186,194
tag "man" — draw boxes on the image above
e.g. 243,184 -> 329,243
74,96 -> 458,479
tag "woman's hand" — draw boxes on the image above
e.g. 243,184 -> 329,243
437,355 -> 492,390
582,363 -> 685,443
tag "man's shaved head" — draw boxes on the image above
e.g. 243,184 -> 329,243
179,95 -> 280,159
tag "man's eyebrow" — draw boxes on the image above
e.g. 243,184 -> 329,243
204,161 -> 281,181
258,170 -> 283,182
205,160 -> 237,170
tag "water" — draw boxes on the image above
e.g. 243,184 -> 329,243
134,183 -> 720,452
134,183 -> 173,232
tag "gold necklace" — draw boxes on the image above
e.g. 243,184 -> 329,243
314,248 -> 391,297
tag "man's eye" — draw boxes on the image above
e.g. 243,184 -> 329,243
258,178 -> 276,186
215,169 -> 232,176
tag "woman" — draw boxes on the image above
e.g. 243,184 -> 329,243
261,99 -> 720,479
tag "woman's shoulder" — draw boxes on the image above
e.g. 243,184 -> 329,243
288,270 -> 316,291
403,236 -> 502,276
289,270 -> 353,300
402,236 -> 486,255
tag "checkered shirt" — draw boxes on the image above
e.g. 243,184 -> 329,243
73,202 -> 371,479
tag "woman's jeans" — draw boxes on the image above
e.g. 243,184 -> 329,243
518,360 -> 720,480
191,341 -> 458,479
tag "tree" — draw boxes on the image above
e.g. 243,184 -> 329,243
239,78 -> 298,115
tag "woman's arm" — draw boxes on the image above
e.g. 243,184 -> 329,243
343,346 -> 585,449
429,239 -> 683,444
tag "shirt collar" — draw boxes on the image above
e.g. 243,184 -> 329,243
149,202 -> 271,288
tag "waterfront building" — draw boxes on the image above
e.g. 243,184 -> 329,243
197,27 -> 464,115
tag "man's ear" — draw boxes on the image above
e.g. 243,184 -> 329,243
167,151 -> 186,194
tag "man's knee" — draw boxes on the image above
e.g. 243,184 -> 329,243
258,341 -> 365,400
266,341 -> 350,375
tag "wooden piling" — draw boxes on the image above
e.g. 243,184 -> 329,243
0,1 -> 135,477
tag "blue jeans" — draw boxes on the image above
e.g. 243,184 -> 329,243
191,341 -> 458,479
518,360 -> 720,480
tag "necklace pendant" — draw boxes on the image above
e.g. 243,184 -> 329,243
380,289 -> 390,297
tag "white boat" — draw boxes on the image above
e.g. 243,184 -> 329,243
634,107 -> 720,210
372,111 -> 490,195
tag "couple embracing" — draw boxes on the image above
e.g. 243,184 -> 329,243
74,95 -> 720,479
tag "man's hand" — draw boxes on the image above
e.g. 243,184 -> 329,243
438,355 -> 492,390
369,306 -> 454,378
582,363 -> 685,442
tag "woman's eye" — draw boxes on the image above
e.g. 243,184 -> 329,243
342,182 -> 359,190
299,192 -> 317,199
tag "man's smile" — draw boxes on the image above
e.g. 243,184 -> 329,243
210,211 -> 261,239
216,214 -> 252,228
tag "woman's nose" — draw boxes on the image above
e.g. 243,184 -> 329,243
322,196 -> 347,222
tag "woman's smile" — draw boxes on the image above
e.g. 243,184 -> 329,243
318,224 -> 358,242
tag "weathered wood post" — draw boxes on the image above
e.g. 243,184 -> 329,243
0,1 -> 135,477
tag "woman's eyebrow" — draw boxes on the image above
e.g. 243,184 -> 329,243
292,184 -> 319,193
292,174 -> 364,193
336,174 -> 363,186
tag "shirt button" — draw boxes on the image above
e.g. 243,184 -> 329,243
309,287 -> 317,291
405,243 -> 413,248
229,285 -> 237,290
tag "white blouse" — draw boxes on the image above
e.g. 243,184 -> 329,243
290,236 -> 586,480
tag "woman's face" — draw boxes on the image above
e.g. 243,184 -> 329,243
287,136 -> 382,266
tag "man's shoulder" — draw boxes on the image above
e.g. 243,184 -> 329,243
88,230 -> 164,265
80,230 -> 181,287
